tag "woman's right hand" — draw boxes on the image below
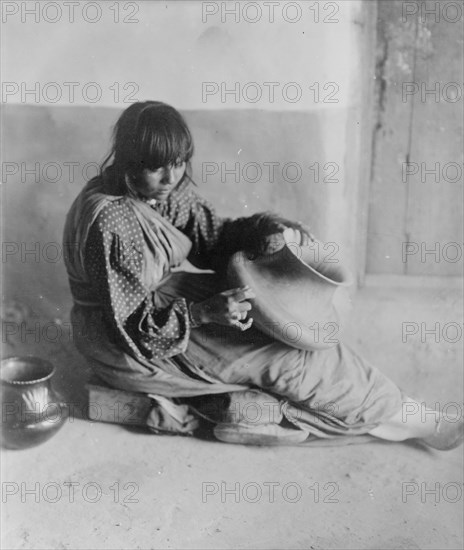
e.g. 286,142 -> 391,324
190,286 -> 255,331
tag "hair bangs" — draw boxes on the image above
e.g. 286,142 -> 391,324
136,113 -> 193,171
108,101 -> 194,180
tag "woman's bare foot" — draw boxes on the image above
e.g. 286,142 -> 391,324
368,397 -> 464,450
417,416 -> 464,451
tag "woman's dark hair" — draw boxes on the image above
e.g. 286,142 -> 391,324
100,101 -> 194,189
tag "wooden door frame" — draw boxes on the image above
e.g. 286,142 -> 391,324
354,0 -> 378,287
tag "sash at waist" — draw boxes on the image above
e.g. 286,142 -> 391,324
70,270 -> 177,309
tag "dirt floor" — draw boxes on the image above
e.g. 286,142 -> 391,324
2,282 -> 463,550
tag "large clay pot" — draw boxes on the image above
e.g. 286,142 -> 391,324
1,356 -> 68,449
227,233 -> 354,351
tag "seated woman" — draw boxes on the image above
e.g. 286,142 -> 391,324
63,101 -> 462,449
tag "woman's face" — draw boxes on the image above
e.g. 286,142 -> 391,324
133,162 -> 186,201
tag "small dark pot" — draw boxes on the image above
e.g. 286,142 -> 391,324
1,356 -> 68,450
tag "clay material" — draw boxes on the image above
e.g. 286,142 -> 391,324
227,236 -> 354,351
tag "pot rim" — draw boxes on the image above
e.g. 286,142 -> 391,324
282,242 -> 355,287
230,245 -> 354,288
0,356 -> 55,385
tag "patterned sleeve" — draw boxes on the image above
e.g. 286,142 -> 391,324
84,202 -> 192,360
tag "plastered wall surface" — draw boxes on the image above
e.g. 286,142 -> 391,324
2,0 -> 368,319
2,1 -> 359,110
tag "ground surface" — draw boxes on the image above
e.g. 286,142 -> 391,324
2,283 -> 463,550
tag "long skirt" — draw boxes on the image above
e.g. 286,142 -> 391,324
72,271 -> 404,437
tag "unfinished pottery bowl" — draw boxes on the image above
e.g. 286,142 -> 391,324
227,234 -> 354,351
1,356 -> 68,449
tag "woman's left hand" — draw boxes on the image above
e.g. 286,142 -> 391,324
243,213 -> 314,258
282,225 -> 313,247
283,220 -> 314,245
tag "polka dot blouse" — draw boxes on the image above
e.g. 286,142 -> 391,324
83,178 -> 236,361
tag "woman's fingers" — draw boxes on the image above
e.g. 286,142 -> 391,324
231,317 -> 254,331
222,286 -> 256,302
228,299 -> 252,326
299,230 -> 310,246
201,287 -> 255,328
198,286 -> 255,327
296,221 -> 314,244
227,297 -> 252,320
230,308 -> 249,321
222,286 -> 247,297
